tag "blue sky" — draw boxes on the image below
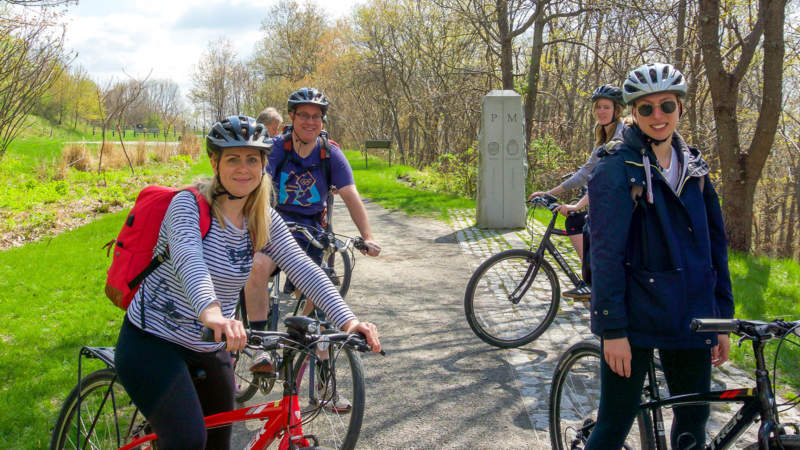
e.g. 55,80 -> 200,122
62,0 -> 362,102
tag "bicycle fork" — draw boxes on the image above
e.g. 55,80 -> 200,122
509,254 -> 542,304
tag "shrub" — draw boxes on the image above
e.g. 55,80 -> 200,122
134,138 -> 147,166
61,143 -> 91,172
152,142 -> 174,163
177,133 -> 201,159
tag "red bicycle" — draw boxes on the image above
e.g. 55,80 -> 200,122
49,316 -> 380,449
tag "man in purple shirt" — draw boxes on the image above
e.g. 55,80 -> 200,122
245,89 -> 381,355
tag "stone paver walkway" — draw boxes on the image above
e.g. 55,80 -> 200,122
448,208 -> 797,448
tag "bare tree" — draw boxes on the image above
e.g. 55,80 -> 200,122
190,38 -> 238,121
0,10 -> 69,160
699,0 -> 787,251
94,73 -> 150,173
149,79 -> 183,143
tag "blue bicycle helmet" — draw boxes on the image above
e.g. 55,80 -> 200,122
590,85 -> 625,107
206,115 -> 271,158
287,88 -> 329,116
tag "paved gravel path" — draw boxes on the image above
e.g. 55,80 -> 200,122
231,201 -> 796,449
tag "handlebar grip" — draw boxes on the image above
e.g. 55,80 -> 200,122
201,327 -> 226,342
690,318 -> 738,333
353,332 -> 386,356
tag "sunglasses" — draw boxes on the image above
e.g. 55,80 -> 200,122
636,100 -> 677,117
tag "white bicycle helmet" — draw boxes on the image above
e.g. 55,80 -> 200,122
622,63 -> 687,105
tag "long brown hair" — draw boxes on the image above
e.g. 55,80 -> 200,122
593,102 -> 624,147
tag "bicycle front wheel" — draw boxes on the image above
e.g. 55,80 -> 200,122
293,342 -> 365,450
232,299 -> 260,403
50,368 -> 149,450
549,341 -> 654,450
464,249 -> 560,348
322,249 -> 353,298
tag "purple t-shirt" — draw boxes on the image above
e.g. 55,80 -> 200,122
267,135 -> 355,217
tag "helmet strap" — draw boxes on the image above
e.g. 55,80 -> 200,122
213,174 -> 246,201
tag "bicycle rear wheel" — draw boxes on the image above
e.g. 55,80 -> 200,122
293,342 -> 365,450
464,249 -> 560,348
549,341 -> 654,450
50,368 -> 150,450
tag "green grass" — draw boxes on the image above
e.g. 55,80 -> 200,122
343,150 -> 474,220
727,251 -> 800,397
0,164 -> 208,447
0,212 -> 127,446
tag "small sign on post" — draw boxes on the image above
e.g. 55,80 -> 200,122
363,139 -> 392,169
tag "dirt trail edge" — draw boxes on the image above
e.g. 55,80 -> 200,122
232,199 -> 543,449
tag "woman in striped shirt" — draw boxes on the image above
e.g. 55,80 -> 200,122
114,116 -> 381,449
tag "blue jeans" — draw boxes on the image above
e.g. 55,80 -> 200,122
585,344 -> 711,450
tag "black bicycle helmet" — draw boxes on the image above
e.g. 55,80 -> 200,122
623,63 -> 687,105
287,88 -> 329,116
590,84 -> 625,107
206,115 -> 271,158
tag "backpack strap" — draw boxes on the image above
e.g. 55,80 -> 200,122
127,188 -> 211,290
275,127 -> 332,191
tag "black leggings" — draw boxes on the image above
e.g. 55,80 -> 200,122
114,318 -> 235,449
585,344 -> 711,450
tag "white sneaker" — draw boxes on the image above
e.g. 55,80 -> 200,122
316,382 -> 352,413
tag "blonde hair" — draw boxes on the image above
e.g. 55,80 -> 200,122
593,102 -> 625,147
196,157 -> 272,251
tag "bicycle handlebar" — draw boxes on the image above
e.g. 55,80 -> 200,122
691,318 -> 800,340
201,318 -> 384,355
284,221 -> 376,254
527,194 -> 560,211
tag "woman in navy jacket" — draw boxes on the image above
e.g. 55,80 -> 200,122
585,63 -> 734,449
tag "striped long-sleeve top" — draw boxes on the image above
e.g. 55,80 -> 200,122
125,190 -> 355,352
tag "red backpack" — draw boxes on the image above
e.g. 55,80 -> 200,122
104,186 -> 212,309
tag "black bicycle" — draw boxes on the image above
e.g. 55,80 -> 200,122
463,194 -> 587,348
549,318 -> 800,449
232,223 -> 371,402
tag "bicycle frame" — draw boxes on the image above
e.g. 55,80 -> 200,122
533,211 -> 583,288
118,341 -> 313,450
638,335 -> 781,450
513,205 -> 583,304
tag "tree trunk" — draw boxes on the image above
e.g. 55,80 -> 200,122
698,0 -> 785,252
523,1 -> 545,170
497,0 -> 514,90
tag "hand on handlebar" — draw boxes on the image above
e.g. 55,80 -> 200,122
199,304 -> 247,351
555,204 -> 580,217
343,319 -> 381,354
528,191 -> 548,201
361,239 -> 381,256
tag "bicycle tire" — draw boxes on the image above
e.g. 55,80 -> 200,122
231,299 -> 260,403
293,343 -> 365,450
464,249 -> 560,348
549,341 -> 654,450
744,435 -> 800,449
323,248 -> 353,298
50,368 -> 150,450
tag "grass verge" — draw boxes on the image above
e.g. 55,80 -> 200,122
343,150 -> 474,220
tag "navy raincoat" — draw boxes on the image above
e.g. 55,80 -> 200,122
588,124 -> 734,349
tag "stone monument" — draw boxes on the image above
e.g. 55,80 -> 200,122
477,90 -> 527,228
